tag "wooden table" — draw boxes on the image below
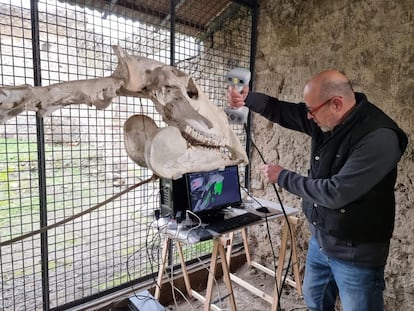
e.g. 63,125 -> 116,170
155,199 -> 301,311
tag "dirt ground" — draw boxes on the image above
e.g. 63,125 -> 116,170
164,264 -> 308,311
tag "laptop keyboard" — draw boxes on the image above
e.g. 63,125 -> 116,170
206,212 -> 262,233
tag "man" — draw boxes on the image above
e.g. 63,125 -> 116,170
227,70 -> 408,311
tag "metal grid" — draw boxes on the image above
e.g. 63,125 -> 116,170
0,0 -> 255,310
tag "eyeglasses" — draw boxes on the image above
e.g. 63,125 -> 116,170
306,97 -> 335,116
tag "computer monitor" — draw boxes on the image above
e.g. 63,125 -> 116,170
186,165 -> 242,216
159,165 -> 242,221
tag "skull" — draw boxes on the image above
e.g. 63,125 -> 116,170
113,46 -> 248,178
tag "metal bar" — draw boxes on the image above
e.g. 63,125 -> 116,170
244,2 -> 258,190
170,0 -> 176,66
102,0 -> 118,19
166,0 -> 177,268
231,0 -> 258,8
30,0 -> 50,310
160,0 -> 186,28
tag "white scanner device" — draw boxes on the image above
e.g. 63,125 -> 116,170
225,67 -> 251,124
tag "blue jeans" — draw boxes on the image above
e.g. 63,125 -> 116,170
303,236 -> 385,311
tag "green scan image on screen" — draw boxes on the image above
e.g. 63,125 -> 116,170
188,166 -> 241,214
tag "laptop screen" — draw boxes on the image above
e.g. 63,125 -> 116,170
186,165 -> 242,215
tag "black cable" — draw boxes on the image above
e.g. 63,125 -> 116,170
262,212 -> 280,291
120,219 -> 162,310
244,123 -> 295,311
240,188 -> 280,300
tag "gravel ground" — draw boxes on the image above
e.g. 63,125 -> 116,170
165,264 -> 309,311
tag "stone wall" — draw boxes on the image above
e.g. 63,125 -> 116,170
247,0 -> 413,309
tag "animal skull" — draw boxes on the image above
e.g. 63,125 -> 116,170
0,46 -> 248,179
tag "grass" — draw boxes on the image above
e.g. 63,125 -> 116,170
0,137 -> 105,239
0,138 -> 40,230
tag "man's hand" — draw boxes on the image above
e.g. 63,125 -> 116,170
226,85 -> 249,108
262,164 -> 284,184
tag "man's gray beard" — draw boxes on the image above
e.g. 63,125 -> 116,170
320,126 -> 332,132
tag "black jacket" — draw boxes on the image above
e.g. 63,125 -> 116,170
245,91 -> 408,265
305,94 -> 408,242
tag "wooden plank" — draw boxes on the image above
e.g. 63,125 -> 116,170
229,273 -> 273,304
191,290 -> 221,311
250,261 -> 276,277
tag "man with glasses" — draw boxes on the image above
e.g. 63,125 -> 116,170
227,69 -> 407,311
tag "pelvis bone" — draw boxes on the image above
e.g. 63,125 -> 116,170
0,46 -> 248,179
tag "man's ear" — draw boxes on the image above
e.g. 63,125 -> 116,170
332,96 -> 343,111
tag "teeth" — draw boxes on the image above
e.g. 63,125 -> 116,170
181,125 -> 223,148
184,125 -> 191,134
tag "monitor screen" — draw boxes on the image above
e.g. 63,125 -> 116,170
186,165 -> 242,215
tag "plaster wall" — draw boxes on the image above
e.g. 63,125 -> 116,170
247,0 -> 413,309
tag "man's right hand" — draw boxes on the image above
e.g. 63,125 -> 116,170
226,85 -> 249,108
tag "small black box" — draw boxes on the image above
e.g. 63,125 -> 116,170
128,289 -> 165,311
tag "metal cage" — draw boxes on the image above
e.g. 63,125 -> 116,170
0,0 -> 257,309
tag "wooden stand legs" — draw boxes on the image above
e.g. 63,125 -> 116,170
227,216 -> 302,311
155,236 -> 237,311
203,237 -> 237,311
271,216 -> 302,311
155,216 -> 301,311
